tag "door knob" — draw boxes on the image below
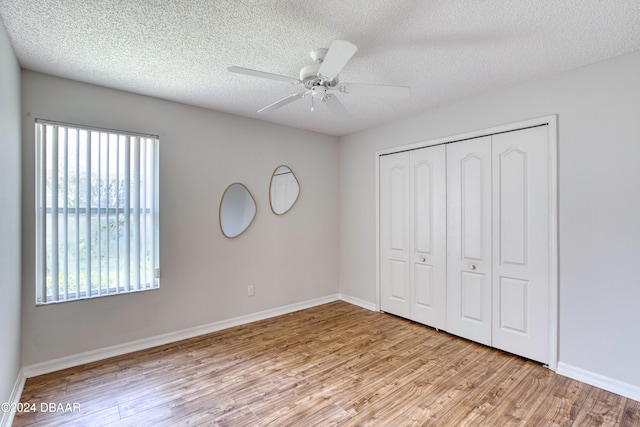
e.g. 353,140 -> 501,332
470,264 -> 477,270
420,257 -> 426,262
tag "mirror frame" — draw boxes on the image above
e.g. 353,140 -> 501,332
269,165 -> 300,215
219,182 -> 257,238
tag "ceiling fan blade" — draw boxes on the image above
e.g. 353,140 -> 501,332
323,94 -> 352,121
257,92 -> 307,114
343,83 -> 411,99
228,66 -> 300,84
318,40 -> 358,81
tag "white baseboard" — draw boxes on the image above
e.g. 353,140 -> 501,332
23,294 -> 341,378
339,293 -> 377,312
0,369 -> 26,427
557,362 -> 640,402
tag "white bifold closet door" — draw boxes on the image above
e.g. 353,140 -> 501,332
491,126 -> 550,363
446,126 -> 550,363
379,145 -> 447,330
380,124 -> 551,365
446,136 -> 493,346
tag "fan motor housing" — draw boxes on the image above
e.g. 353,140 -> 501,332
300,48 -> 338,89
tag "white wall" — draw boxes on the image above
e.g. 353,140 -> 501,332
21,71 -> 339,366
0,16 -> 22,419
339,51 -> 640,390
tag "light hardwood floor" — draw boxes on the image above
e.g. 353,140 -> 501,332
13,301 -> 640,426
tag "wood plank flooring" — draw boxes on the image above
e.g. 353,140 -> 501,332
13,301 -> 640,426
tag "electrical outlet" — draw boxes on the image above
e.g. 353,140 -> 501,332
247,285 -> 255,296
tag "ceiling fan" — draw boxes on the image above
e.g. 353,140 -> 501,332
228,40 -> 411,121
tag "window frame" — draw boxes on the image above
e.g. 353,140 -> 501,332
35,119 -> 160,305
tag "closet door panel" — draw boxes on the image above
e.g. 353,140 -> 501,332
492,126 -> 550,364
447,137 -> 492,345
414,263 -> 435,307
461,271 -> 486,322
410,145 -> 446,329
380,152 -> 411,318
497,277 -> 529,333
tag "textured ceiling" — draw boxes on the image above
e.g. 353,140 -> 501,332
1,1 -> 640,136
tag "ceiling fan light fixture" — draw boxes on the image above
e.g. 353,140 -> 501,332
228,39 -> 411,121
311,86 -> 327,98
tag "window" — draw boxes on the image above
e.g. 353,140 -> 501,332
35,120 -> 159,304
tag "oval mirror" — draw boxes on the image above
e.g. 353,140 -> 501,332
219,183 -> 256,238
270,165 -> 300,215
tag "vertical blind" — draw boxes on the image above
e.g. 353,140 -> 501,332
35,120 -> 160,304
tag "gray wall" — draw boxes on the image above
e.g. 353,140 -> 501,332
21,71 -> 340,366
0,16 -> 22,414
339,51 -> 640,388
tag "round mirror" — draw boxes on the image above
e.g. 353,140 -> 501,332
219,183 -> 256,238
270,165 -> 300,215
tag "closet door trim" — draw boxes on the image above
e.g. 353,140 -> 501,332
375,115 -> 558,370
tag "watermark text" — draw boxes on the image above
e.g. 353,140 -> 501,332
1,402 -> 81,413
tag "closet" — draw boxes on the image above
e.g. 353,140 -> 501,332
379,122 -> 555,365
